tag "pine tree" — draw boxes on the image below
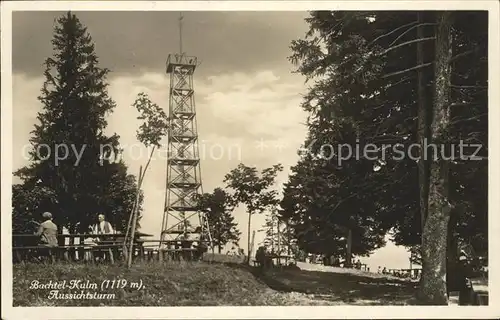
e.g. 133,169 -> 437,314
13,12 -> 141,233
261,208 -> 293,257
261,209 -> 278,253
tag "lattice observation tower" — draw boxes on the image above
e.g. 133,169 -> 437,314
159,14 -> 212,253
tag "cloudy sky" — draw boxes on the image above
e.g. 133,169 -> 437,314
12,10 -> 412,270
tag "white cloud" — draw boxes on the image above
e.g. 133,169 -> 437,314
12,74 -> 44,182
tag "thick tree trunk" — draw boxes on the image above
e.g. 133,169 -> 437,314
419,11 -> 454,305
416,10 -> 434,294
346,228 -> 352,267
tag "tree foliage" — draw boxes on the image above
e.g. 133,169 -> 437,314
13,12 -> 142,233
196,188 -> 241,253
132,92 -> 169,148
260,208 -> 295,257
224,163 -> 283,262
285,11 -> 487,303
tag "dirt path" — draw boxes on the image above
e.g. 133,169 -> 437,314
296,262 -> 406,280
255,262 -> 418,305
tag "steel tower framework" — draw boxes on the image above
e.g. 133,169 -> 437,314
159,14 -> 212,249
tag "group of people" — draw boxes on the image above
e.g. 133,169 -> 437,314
35,211 -> 116,261
376,266 -> 420,279
310,254 -> 366,270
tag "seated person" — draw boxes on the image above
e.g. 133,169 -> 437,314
83,226 -> 98,261
35,212 -> 58,261
36,212 -> 58,247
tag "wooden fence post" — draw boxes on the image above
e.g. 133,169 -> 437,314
127,166 -> 143,268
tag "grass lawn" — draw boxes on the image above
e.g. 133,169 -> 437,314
13,260 -> 417,306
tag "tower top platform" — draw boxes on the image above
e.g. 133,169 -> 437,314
166,53 -> 198,73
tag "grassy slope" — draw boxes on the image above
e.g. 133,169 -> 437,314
13,260 -> 416,306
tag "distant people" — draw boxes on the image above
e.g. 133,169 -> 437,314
35,212 -> 58,262
355,259 -> 362,270
255,246 -> 266,268
377,266 -> 381,273
193,239 -> 208,260
332,256 -> 340,267
382,267 -> 387,274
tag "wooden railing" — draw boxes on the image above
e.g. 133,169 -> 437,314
12,233 -> 152,264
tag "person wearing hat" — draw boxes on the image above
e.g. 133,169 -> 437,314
34,212 -> 59,262
35,212 -> 58,247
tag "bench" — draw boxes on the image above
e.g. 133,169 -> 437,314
13,232 -> 152,264
13,243 -> 122,264
470,278 -> 488,305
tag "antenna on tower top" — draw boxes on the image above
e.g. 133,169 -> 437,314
178,12 -> 184,55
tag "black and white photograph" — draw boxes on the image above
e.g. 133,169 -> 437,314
1,1 -> 499,318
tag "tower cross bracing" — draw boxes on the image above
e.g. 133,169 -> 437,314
159,13 -> 212,251
160,53 -> 212,248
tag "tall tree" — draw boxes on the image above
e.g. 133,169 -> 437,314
224,163 -> 283,263
196,188 -> 241,253
261,208 -> 278,253
419,11 -> 454,305
13,12 -> 141,233
287,10 -> 487,303
124,92 -> 169,263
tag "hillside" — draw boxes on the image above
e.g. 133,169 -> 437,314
13,260 -> 417,306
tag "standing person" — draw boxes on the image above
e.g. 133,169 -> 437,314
35,212 -> 58,262
355,259 -> 362,270
92,214 -> 115,235
91,214 -> 115,262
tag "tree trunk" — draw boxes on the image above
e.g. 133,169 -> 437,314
277,219 -> 281,265
446,207 -> 460,293
419,11 -> 454,305
270,217 -> 274,253
127,166 -> 143,268
346,228 -> 352,267
287,220 -> 291,257
218,245 -> 222,254
247,213 -> 252,264
417,9 -> 434,294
